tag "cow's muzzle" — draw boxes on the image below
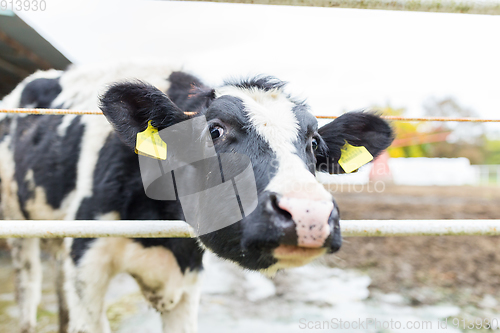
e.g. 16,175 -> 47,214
268,192 -> 342,253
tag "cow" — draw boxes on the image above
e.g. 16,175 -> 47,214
0,62 -> 393,333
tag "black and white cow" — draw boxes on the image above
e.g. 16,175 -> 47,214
0,62 -> 393,333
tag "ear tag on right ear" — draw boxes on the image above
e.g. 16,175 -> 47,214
135,120 -> 167,160
338,142 -> 373,173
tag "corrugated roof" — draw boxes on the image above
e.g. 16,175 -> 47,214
0,10 -> 71,98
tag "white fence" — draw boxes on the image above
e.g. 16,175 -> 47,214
2,219 -> 500,238
472,164 -> 500,185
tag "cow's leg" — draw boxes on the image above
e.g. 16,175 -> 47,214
65,238 -> 122,333
9,238 -> 42,333
160,279 -> 201,333
54,243 -> 70,333
124,241 -> 202,333
41,239 -> 69,333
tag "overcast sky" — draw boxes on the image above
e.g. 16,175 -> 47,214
18,0 -> 500,132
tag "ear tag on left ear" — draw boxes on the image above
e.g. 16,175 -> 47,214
338,142 -> 373,173
135,120 -> 167,160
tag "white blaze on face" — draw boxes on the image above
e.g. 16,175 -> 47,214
215,86 -> 332,202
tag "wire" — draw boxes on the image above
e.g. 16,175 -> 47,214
2,108 -> 500,122
316,115 -> 500,122
0,108 -> 102,115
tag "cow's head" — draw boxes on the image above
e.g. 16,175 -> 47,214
100,76 -> 393,273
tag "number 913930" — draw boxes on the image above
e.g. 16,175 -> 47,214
451,318 -> 500,330
1,0 -> 46,12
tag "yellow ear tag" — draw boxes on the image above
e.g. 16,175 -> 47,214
135,120 -> 167,160
338,142 -> 373,173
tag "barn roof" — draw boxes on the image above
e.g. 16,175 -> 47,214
0,10 -> 71,98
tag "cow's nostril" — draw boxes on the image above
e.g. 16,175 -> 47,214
324,207 -> 342,253
270,193 -> 292,220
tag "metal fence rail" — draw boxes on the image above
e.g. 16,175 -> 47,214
0,220 -> 195,238
2,220 -> 500,238
189,0 -> 500,15
343,220 -> 500,237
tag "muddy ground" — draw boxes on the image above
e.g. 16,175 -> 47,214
328,185 -> 500,307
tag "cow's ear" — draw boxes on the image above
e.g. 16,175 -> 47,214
100,81 -> 188,149
315,111 -> 394,174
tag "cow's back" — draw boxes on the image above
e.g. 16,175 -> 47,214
0,61 -> 180,221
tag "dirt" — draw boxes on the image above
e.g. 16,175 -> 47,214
326,185 -> 500,307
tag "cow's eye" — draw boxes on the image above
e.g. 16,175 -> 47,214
311,137 -> 318,151
210,125 -> 224,140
